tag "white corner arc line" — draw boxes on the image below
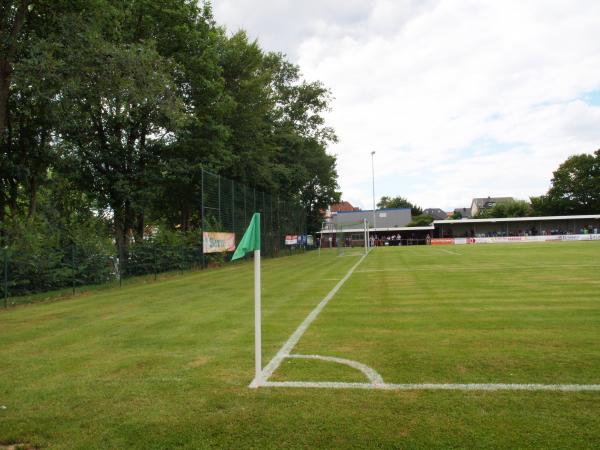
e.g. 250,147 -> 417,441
288,354 -> 384,385
261,381 -> 600,392
250,252 -> 369,387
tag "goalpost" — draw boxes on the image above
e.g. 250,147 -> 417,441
319,219 -> 370,256
335,219 -> 369,256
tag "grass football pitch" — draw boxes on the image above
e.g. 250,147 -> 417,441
1,242 -> 599,448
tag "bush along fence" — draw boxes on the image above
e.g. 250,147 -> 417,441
1,169 -> 308,307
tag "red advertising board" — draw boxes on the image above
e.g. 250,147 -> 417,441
431,238 -> 454,245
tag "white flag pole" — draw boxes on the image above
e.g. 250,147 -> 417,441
254,249 -> 262,385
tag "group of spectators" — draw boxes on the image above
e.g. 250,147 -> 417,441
369,234 -> 431,246
447,224 -> 599,238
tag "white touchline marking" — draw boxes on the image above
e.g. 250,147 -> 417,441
438,248 -> 462,255
250,252 -> 369,387
355,263 -> 600,273
288,354 -> 384,385
261,381 -> 600,392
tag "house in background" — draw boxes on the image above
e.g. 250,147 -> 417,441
332,208 -> 412,229
453,207 -> 472,219
322,201 -> 359,222
470,196 -> 513,217
423,208 -> 448,220
330,201 -> 360,213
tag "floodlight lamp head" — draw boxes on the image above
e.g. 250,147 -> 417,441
371,151 -> 376,155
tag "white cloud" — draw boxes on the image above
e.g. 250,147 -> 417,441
214,0 -> 600,210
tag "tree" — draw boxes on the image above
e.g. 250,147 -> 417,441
407,214 -> 433,227
58,36 -> 184,255
529,195 -> 564,216
0,0 -> 85,222
475,200 -> 531,218
377,196 -> 423,216
450,211 -> 462,220
1,0 -> 340,247
147,3 -> 229,230
544,150 -> 600,214
0,0 -> 34,140
267,53 -> 339,231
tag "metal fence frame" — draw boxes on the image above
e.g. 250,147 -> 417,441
1,167 -> 308,307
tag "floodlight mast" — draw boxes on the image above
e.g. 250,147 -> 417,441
371,151 -> 376,247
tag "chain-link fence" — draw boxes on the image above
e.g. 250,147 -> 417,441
1,168 -> 308,307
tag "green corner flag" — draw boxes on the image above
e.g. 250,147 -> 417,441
232,213 -> 261,261
232,213 -> 263,387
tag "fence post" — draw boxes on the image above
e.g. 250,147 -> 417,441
153,243 -> 157,281
180,242 -> 184,275
201,168 -> 205,269
262,191 -> 266,255
232,179 -> 235,235
119,249 -> 123,287
71,244 -> 76,296
218,174 -> 222,226
3,248 -> 7,308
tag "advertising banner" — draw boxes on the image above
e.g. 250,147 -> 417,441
430,234 -> 599,246
203,231 -> 236,253
431,238 -> 455,245
285,235 -> 298,245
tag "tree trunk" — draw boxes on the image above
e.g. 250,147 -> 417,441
0,59 -> 10,141
7,177 -> 18,218
181,207 -> 189,232
113,208 -> 128,277
135,212 -> 144,242
27,176 -> 37,220
0,1 -> 29,140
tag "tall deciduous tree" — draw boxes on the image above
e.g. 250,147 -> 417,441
2,0 -> 341,244
545,150 -> 600,214
377,196 -> 423,216
0,0 -> 33,140
59,36 -> 183,254
0,0 -> 76,222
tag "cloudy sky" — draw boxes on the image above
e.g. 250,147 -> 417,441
214,0 -> 600,211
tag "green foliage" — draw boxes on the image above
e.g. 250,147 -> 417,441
126,227 -> 203,277
0,0 -> 336,299
407,214 -> 434,227
2,215 -> 114,296
377,196 -> 423,216
1,0 -> 338,245
545,149 -> 600,214
528,149 -> 600,216
475,200 -> 532,218
450,211 -> 462,220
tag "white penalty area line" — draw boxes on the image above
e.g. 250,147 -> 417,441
260,381 -> 600,392
250,252 -> 369,387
